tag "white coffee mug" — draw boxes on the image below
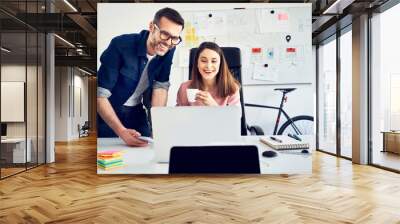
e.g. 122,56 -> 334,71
187,88 -> 199,102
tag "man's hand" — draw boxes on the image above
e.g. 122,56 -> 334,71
117,128 -> 148,147
195,91 -> 218,106
98,97 -> 148,147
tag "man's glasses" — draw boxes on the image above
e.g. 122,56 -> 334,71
153,23 -> 182,45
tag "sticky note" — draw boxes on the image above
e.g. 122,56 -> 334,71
286,48 -> 296,53
278,13 -> 288,21
98,150 -> 120,155
267,48 -> 274,59
252,48 -> 262,53
97,150 -> 124,158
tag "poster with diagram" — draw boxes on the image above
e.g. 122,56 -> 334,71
178,5 -> 312,85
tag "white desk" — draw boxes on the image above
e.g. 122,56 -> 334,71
97,135 -> 314,174
1,138 -> 31,163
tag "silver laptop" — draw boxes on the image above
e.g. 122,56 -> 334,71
151,106 -> 241,163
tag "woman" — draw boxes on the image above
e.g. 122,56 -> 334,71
176,42 -> 240,106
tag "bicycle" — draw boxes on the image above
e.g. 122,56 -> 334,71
245,88 -> 314,135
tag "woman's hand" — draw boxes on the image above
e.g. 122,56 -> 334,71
195,90 -> 218,106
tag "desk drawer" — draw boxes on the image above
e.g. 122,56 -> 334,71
0,140 -> 31,163
0,146 -> 14,163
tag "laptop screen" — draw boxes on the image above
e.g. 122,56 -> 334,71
169,145 -> 260,174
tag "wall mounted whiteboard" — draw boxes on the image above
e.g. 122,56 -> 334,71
1,82 -> 25,122
177,5 -> 312,85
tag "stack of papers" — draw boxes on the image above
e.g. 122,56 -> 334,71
97,150 -> 125,170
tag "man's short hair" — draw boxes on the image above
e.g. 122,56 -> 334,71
154,7 -> 184,30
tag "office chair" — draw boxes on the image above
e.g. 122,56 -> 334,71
189,47 -> 263,135
78,121 -> 90,138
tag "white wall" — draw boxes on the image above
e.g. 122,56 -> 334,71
55,67 -> 89,141
72,73 -> 89,138
1,65 -> 26,81
98,3 -> 315,134
55,67 -> 68,141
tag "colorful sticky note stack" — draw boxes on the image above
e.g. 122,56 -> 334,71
97,150 -> 124,170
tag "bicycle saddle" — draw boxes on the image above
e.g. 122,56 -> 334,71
274,88 -> 296,94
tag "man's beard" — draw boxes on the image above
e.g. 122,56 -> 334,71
150,36 -> 170,56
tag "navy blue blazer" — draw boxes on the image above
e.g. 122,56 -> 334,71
97,30 -> 175,109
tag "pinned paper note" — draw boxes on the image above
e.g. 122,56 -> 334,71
250,47 -> 263,64
278,13 -> 288,21
183,22 -> 199,48
280,45 -> 304,67
227,9 -> 257,34
257,9 -> 290,33
252,62 -> 278,81
193,11 -> 227,37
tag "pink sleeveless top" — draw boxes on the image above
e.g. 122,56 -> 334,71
176,80 -> 240,106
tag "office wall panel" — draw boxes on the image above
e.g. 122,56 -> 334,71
27,31 -> 38,168
1,81 -> 24,122
1,9 -> 46,177
38,33 -> 46,164
88,77 -> 97,132
1,29 -> 27,178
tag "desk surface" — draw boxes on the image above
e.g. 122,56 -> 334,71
381,131 -> 400,134
97,135 -> 315,174
1,138 -> 27,143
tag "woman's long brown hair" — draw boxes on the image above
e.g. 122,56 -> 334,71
190,42 -> 240,98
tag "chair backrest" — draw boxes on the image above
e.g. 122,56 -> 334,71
82,121 -> 90,130
189,47 -> 247,135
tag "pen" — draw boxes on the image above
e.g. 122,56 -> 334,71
270,136 -> 282,143
293,134 -> 302,141
288,133 -> 302,141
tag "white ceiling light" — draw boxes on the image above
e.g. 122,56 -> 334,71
76,48 -> 86,56
54,34 -> 75,48
1,47 -> 11,53
63,0 -> 78,12
323,0 -> 355,15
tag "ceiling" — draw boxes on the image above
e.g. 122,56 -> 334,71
0,0 -> 392,75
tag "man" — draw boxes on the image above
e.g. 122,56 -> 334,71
97,8 -> 184,146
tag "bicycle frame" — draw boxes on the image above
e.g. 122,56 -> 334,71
245,92 -> 303,135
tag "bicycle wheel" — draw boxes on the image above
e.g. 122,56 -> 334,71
277,115 -> 314,135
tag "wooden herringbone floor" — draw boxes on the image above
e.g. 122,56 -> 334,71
1,135 -> 400,224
